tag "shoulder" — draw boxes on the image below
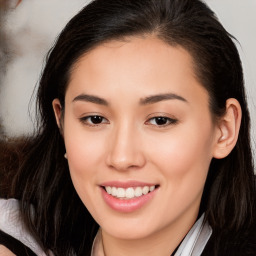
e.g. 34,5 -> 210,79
0,198 -> 21,237
0,198 -> 23,239
0,245 -> 16,256
0,198 -> 47,256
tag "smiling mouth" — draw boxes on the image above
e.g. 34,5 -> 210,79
102,185 -> 159,200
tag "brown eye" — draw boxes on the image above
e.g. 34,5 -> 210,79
154,117 -> 169,125
80,115 -> 109,126
147,116 -> 178,127
90,116 -> 104,124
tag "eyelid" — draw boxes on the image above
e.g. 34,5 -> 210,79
145,112 -> 178,127
79,114 -> 109,126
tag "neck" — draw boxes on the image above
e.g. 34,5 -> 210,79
101,209 -> 199,256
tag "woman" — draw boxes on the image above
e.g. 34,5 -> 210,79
0,0 -> 255,255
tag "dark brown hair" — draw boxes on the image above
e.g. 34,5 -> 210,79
2,0 -> 255,255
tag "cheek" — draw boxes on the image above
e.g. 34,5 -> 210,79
66,137 -> 100,173
147,120 -> 214,181
64,132 -> 104,214
63,117 -> 104,169
147,125 -> 214,217
62,120 -> 106,192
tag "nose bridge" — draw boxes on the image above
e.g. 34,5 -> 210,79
106,120 -> 145,171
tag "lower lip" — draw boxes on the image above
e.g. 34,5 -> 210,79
101,187 -> 158,213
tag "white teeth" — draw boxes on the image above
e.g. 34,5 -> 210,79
117,188 -> 125,198
142,186 -> 149,195
125,187 -> 135,198
150,185 -> 155,192
112,187 -> 117,196
104,185 -> 156,199
106,186 -> 112,194
134,187 -> 142,197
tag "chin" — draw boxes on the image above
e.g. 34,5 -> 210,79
105,227 -> 153,240
99,215 -> 163,240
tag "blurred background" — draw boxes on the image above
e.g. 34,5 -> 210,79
0,0 -> 255,159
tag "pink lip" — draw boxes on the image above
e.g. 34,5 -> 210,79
100,184 -> 158,213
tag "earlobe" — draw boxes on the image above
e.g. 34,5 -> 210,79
213,98 -> 242,159
52,98 -> 62,129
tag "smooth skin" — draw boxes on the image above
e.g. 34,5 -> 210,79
53,37 -> 241,256
0,246 -> 16,256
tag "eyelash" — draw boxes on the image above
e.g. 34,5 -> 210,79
79,115 -> 178,127
79,115 -> 109,126
145,116 -> 178,127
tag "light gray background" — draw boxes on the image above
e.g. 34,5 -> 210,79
0,0 -> 255,160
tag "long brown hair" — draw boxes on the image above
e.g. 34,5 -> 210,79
2,0 -> 255,255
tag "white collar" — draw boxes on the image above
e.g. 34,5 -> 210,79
0,198 -> 50,256
174,213 -> 212,256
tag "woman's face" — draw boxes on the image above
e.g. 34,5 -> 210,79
57,37 -> 220,240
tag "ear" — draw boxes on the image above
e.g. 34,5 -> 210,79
52,98 -> 63,129
213,98 -> 242,159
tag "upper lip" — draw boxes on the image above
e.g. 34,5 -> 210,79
100,180 -> 158,188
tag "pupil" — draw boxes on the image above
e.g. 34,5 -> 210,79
91,116 -> 102,124
156,117 -> 167,125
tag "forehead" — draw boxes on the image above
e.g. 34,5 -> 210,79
66,36 -> 209,105
72,36 -> 195,79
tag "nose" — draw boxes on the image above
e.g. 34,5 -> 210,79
106,123 -> 146,171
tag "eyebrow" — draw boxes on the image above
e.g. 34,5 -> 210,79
140,93 -> 188,105
72,92 -> 187,106
72,94 -> 108,106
